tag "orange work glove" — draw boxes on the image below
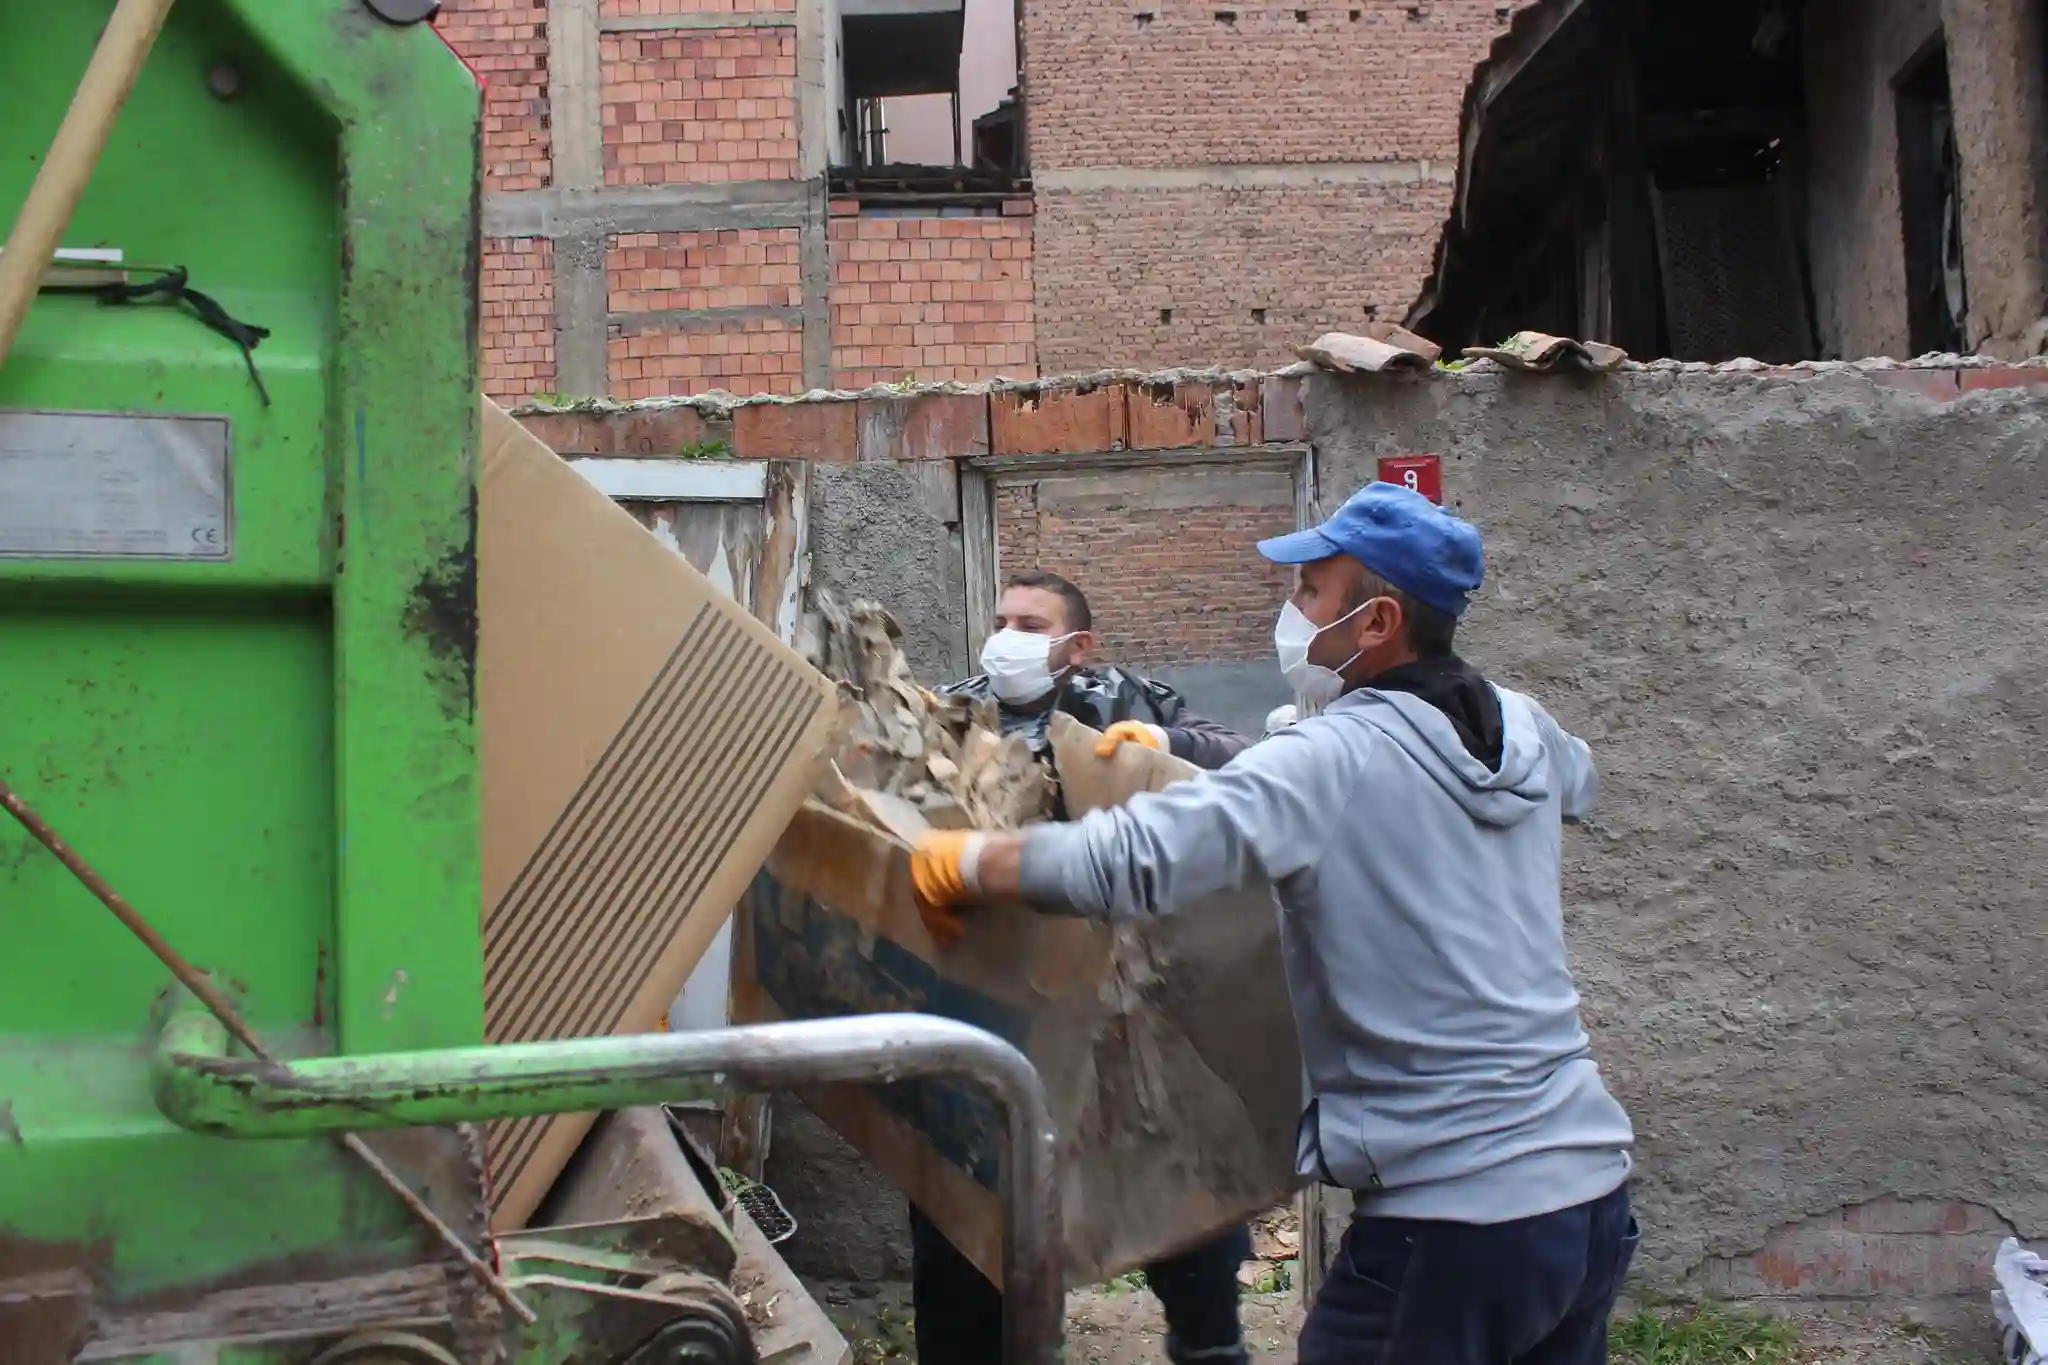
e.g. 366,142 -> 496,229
910,831 -> 983,947
1095,720 -> 1168,758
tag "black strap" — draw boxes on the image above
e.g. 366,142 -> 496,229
51,267 -> 273,407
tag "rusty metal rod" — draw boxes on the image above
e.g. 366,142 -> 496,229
155,1003 -> 1067,1365
0,775 -> 536,1326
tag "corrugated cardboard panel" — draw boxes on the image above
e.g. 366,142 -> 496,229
478,399 -> 839,1228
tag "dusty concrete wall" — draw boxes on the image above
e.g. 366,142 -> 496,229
1803,0 -> 1943,360
1306,360 -> 2048,1302
809,461 -> 970,683
1940,0 -> 2048,356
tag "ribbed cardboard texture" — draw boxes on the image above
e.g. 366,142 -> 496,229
478,398 -> 839,1229
733,713 -> 1304,1286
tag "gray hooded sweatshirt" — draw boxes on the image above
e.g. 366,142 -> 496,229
1017,681 -> 1634,1223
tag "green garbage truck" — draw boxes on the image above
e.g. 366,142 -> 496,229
0,3 -> 1061,1361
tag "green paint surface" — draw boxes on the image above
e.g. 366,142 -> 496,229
0,0 -> 485,1314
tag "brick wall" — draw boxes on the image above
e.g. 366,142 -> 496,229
1026,1 -> 1515,169
1025,0 -> 1533,372
1034,181 -> 1450,373
994,474 -> 1295,666
610,229 -> 803,313
609,317 -> 806,398
600,28 -> 799,186
829,206 -> 1038,388
445,0 -> 1530,398
436,0 -> 550,191
482,237 -> 557,403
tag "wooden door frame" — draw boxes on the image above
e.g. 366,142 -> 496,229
959,443 -> 1317,664
567,455 -> 811,1178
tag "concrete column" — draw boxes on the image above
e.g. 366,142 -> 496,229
545,0 -> 610,397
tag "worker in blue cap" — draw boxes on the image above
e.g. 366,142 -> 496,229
908,481 -> 1639,1365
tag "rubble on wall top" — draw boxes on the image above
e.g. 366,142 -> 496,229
511,364 -> 1287,418
509,343 -> 2048,420
1293,329 -> 2048,381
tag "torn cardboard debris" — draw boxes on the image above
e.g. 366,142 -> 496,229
735,659 -> 1304,1287
1298,327 -> 1439,373
806,594 -> 1051,831
477,397 -> 841,1230
1462,330 -> 1628,373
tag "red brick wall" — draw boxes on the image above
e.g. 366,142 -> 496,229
435,0 -> 550,191
1025,1 -> 1518,169
829,208 -> 1038,388
1035,181 -> 1450,372
609,229 -> 803,312
603,0 -> 795,14
600,29 -> 799,186
994,475 -> 1295,667
447,0 -> 1529,396
482,237 -> 556,404
1025,0 -> 1533,371
606,229 -> 805,397
610,317 -> 805,398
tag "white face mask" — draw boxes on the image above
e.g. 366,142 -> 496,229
980,629 -> 1077,705
1274,600 -> 1367,708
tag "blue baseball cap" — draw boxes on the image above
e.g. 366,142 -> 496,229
1258,482 -> 1484,616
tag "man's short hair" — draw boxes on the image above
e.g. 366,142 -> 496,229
1354,569 -> 1457,660
1006,569 -> 1093,633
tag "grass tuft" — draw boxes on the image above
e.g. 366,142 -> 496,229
1609,1303 -> 1801,1365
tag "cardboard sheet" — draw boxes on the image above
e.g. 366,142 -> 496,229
733,713 -> 1304,1286
478,398 -> 840,1228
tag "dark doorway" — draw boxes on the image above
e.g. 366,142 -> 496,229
1896,38 -> 1969,354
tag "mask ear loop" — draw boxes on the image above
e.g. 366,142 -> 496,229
1045,630 -> 1081,684
1293,599 -> 1374,718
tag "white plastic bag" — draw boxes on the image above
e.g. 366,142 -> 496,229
1994,1237 -> 2048,1365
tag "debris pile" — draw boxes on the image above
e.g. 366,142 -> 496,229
803,592 -> 1052,831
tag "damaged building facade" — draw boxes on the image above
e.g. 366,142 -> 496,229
438,0 -> 1534,404
444,0 -> 2048,406
1410,0 -> 2048,362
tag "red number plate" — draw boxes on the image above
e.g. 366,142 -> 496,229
1377,455 -> 1443,505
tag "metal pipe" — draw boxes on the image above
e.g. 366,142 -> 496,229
154,1000 -> 1065,1365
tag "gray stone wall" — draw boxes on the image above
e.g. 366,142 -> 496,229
809,461 -> 970,684
1307,361 -> 2048,1298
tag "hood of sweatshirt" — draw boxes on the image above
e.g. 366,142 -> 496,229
1331,667 -> 1554,828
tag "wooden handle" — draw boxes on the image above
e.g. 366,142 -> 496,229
0,0 -> 180,372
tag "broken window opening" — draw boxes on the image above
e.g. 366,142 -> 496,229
831,0 -> 1029,204
1412,0 -> 1819,365
1896,37 -> 1968,355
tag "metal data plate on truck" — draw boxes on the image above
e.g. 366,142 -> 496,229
0,409 -> 233,559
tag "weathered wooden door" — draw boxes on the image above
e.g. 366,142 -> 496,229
568,455 -> 810,1034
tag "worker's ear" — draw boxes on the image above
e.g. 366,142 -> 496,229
1353,594 -> 1404,652
1061,630 -> 1097,669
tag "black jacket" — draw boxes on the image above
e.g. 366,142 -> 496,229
940,666 -> 1249,772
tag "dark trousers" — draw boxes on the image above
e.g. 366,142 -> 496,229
909,1205 -> 1252,1364
1299,1184 -> 1638,1365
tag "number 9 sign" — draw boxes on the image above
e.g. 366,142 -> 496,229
1377,454 -> 1443,505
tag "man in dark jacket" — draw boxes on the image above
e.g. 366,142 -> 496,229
913,568 -> 1255,1365
940,569 -> 1248,770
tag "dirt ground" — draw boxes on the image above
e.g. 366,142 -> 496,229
813,1207 -> 2002,1364
820,1282 -> 1997,1364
